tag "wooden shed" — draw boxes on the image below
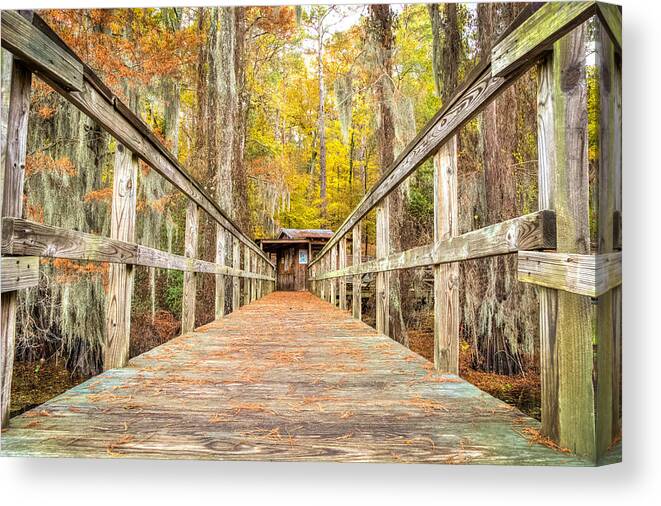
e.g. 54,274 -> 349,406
258,229 -> 333,291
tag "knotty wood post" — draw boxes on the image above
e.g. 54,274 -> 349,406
0,60 -> 31,428
243,244 -> 251,306
215,225 -> 226,319
104,144 -> 138,370
330,245 -> 337,306
550,20 -> 621,462
537,52 -> 559,441
433,136 -> 459,374
232,237 -> 240,311
375,201 -> 390,335
352,223 -> 361,320
339,237 -> 347,310
181,202 -> 199,333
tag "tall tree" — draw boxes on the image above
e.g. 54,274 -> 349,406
368,4 -> 407,346
463,2 -> 538,374
306,6 -> 334,224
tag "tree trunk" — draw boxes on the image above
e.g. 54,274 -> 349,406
368,4 -> 407,346
317,34 -> 327,224
463,2 -> 538,374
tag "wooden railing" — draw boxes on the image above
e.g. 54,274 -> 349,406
308,2 -> 622,463
0,10 -> 276,427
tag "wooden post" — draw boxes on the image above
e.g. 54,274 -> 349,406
433,136 -> 459,374
375,201 -> 390,336
181,202 -> 199,334
352,223 -> 361,320
339,237 -> 347,310
104,144 -> 138,370
611,49 -> 622,440
320,255 -> 326,301
215,225 -> 226,319
536,52 -> 559,440
595,20 -> 619,457
243,244 -> 250,306
251,253 -> 257,302
330,245 -> 337,306
256,258 -> 262,300
0,60 -> 31,428
232,237 -> 240,311
551,21 -> 621,462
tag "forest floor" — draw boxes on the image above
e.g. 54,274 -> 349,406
408,330 -> 541,420
10,358 -> 88,418
10,309 -> 181,419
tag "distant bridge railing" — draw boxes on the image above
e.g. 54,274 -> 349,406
0,10 -> 276,427
307,2 -> 622,463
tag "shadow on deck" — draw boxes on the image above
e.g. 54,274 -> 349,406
1,291 -> 592,465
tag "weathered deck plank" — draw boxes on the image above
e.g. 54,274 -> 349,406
1,292 -> 597,465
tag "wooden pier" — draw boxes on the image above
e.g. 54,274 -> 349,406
0,292 -> 594,465
0,3 -> 622,465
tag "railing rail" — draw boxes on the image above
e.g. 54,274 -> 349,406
307,2 -> 622,463
0,10 -> 275,427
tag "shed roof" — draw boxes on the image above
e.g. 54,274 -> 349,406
277,228 -> 334,240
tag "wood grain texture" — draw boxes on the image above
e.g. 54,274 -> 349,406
330,245 -> 337,307
595,21 -> 618,459
1,12 -> 272,268
0,291 -> 597,465
375,202 -> 389,336
433,137 -> 459,374
1,218 -> 274,281
552,24 -> 596,460
596,3 -> 622,50
352,224 -> 361,320
0,256 -> 38,293
518,251 -> 621,297
0,10 -> 83,92
215,225 -> 226,319
243,244 -> 251,306
536,53 -> 559,441
491,2 -> 598,78
104,145 -> 138,370
181,202 -> 198,334
232,238 -> 240,312
311,211 -> 554,280
611,55 -> 622,440
1,60 -> 31,429
339,237 -> 347,310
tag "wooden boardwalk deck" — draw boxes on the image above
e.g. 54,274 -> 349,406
1,292 -> 591,465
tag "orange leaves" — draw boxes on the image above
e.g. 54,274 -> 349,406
52,258 -> 109,287
41,8 -> 202,99
25,151 -> 76,178
26,203 -> 45,224
248,6 -> 297,39
83,187 -> 112,204
37,105 -> 56,119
